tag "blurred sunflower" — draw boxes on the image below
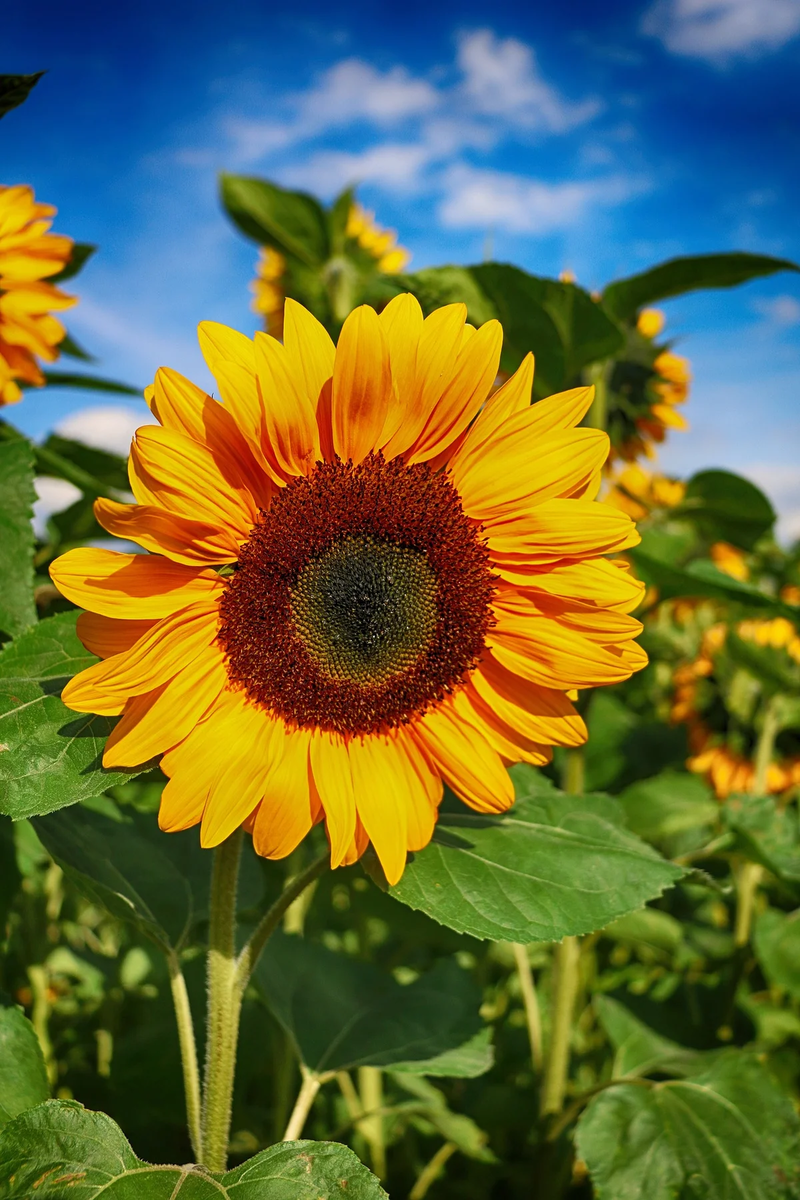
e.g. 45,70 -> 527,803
672,617 -> 800,798
251,202 -> 409,341
604,462 -> 686,523
51,297 -> 646,883
0,184 -> 76,405
606,307 -> 692,465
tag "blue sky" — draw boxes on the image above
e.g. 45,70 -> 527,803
4,0 -> 800,537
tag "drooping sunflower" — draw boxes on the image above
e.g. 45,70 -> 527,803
672,617 -> 800,798
251,203 -> 409,340
51,297 -> 647,883
0,184 -> 76,405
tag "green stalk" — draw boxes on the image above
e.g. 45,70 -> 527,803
585,361 -> 610,432
201,830 -> 244,1173
358,1066 -> 387,1179
235,852 -> 329,993
540,935 -> 580,1117
168,952 -> 203,1162
512,942 -> 543,1071
734,695 -> 782,948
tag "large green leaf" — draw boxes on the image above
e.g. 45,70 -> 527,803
0,438 -> 36,638
465,264 -> 567,393
677,470 -> 776,550
754,908 -> 800,998
594,995 -> 710,1079
0,612 -> 141,820
628,547 -> 795,614
576,1053 -> 800,1199
257,933 -> 488,1076
723,794 -> 800,883
401,266 -> 497,326
0,1006 -> 49,1129
33,804 -> 209,953
0,1100 -> 387,1197
0,72 -> 44,119
387,770 -> 683,942
472,264 -> 624,381
220,174 -> 329,267
602,252 -> 800,321
618,771 -> 718,842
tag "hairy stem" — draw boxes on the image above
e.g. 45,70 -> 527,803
283,1066 -> 330,1141
235,852 -> 330,994
168,952 -> 203,1162
540,936 -> 581,1116
409,1142 -> 458,1200
512,943 -> 543,1071
201,829 -> 243,1173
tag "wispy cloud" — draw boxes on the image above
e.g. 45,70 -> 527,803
642,0 -> 800,62
438,165 -> 649,233
753,294 -> 800,326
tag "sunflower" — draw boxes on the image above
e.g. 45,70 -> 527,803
0,184 -> 76,405
672,617 -> 800,798
609,309 -> 692,464
50,297 -> 646,883
251,203 -> 409,340
603,462 -> 685,523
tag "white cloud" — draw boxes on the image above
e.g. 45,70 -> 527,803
642,0 -> 800,61
32,477 -> 82,540
56,405 -> 145,456
438,165 -> 648,233
753,294 -> 800,325
283,143 -> 435,195
457,30 -> 601,131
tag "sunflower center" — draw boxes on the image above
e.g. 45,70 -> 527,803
217,453 -> 496,736
291,536 -> 438,685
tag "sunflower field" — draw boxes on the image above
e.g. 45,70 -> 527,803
2,69 -> 800,1200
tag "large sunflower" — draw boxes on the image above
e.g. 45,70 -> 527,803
51,297 -> 646,883
0,184 -> 76,405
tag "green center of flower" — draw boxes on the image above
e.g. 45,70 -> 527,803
290,535 -> 438,686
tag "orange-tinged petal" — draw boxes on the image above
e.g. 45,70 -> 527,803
102,649 -> 227,768
200,701 -> 280,847
488,600 -> 637,689
413,699 -> 514,814
472,652 -> 587,747
462,687 -> 551,766
382,303 -> 466,458
309,730 -> 356,868
254,330 -> 321,476
94,499 -> 239,566
407,319 -> 502,464
338,817 -> 370,868
129,425 -> 257,537
449,353 -> 534,476
377,293 -> 423,447
252,725 -> 316,860
50,548 -> 223,619
159,690 -> 243,833
198,320 -> 255,371
282,298 -> 335,407
62,601 -> 219,710
516,559 -> 645,613
348,734 -> 408,885
76,613 -> 155,659
332,305 -> 393,464
486,499 -> 640,564
396,730 -> 441,852
455,427 -> 609,519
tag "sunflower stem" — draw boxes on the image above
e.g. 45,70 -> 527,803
540,935 -> 580,1117
409,1141 -> 458,1200
234,851 -> 330,995
358,1066 -> 387,1179
734,695 -> 781,947
168,951 -> 203,1162
282,1065 -> 332,1140
512,942 -> 543,1071
585,361 -> 610,431
201,829 -> 243,1173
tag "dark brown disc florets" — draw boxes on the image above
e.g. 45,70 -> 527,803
217,453 -> 496,735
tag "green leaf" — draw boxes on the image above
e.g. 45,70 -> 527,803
0,612 -> 141,820
41,434 -> 129,493
677,470 -> 776,550
754,908 -> 800,997
602,252 -> 800,321
576,1052 -> 800,1200
0,439 -> 36,638
0,1005 -> 49,1129
723,794 -> 800,883
48,244 -> 96,285
0,818 -> 20,933
602,908 -> 685,958
257,933 -> 487,1076
220,174 -> 329,267
0,1099 -> 387,1197
40,371 -> 141,397
628,547 -> 796,614
725,631 -> 800,694
594,995 -> 710,1079
401,266 -> 498,327
391,1074 -> 496,1163
57,332 -> 96,362
472,264 -> 624,381
32,804 -> 209,953
0,72 -> 45,119
388,771 -> 684,942
618,771 -> 718,841
391,1027 -> 494,1079
467,264 -> 567,393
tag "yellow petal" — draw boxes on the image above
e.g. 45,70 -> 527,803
449,353 -> 534,476
282,298 -> 335,407
254,330 -> 321,476
413,699 -> 514,814
382,303 -> 466,458
486,498 -> 640,564
515,559 -> 645,613
252,725 -> 316,860
309,730 -> 356,868
200,701 -> 280,847
50,548 -> 223,619
472,653 -> 587,747
377,293 -> 423,447
95,499 -> 239,566
348,734 -> 409,885
76,613 -> 155,659
332,305 -> 393,464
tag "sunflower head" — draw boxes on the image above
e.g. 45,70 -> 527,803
51,296 -> 647,882
607,310 -> 692,465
